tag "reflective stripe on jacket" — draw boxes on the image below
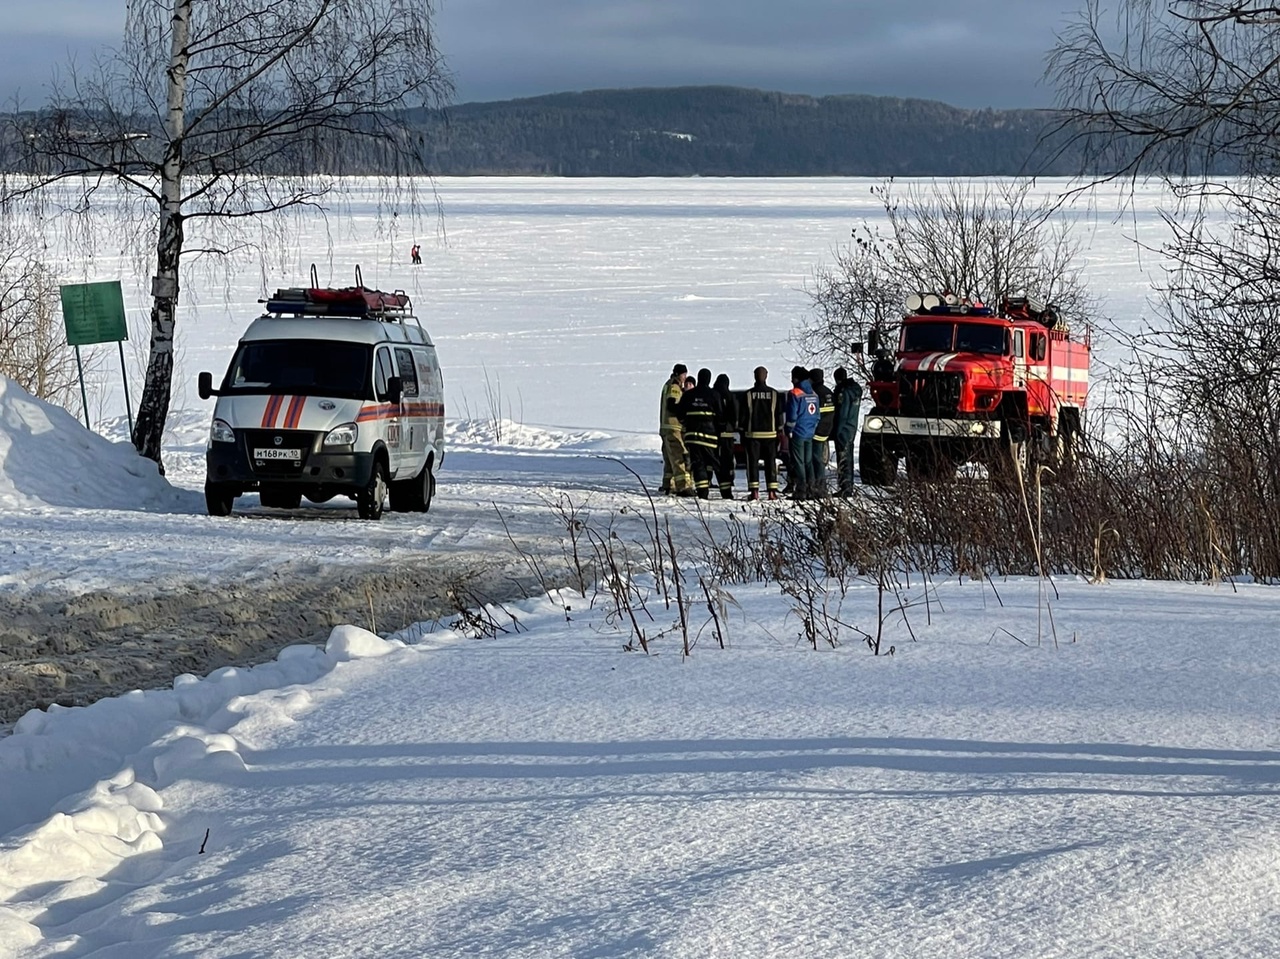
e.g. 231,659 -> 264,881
744,385 -> 784,439
677,385 -> 723,449
813,383 -> 835,442
659,380 -> 683,432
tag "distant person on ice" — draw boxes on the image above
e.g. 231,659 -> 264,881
410,244 -> 421,265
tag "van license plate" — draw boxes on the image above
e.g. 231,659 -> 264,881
254,448 -> 301,461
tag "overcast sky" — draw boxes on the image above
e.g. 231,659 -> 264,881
1,0 -> 1080,110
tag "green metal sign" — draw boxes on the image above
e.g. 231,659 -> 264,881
59,281 -> 128,346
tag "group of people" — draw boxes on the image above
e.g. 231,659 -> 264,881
659,363 -> 863,501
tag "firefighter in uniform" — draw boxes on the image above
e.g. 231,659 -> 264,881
786,366 -> 819,500
742,366 -> 784,500
809,368 -> 835,498
659,363 -> 694,495
712,373 -> 739,499
833,366 -> 863,495
676,368 -> 723,499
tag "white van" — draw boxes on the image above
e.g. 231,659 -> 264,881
198,279 -> 444,520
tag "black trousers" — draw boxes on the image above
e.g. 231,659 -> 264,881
746,437 -> 779,491
689,443 -> 718,494
716,436 -> 737,494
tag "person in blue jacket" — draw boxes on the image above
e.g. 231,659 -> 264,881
785,365 -> 819,500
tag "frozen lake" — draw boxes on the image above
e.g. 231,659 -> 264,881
48,176 -> 1176,443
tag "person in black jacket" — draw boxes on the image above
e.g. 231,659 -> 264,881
712,373 -> 739,499
742,366 -> 785,500
832,367 -> 863,495
809,368 -> 835,497
676,368 -> 724,499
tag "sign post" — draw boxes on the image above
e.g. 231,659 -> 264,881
59,281 -> 132,434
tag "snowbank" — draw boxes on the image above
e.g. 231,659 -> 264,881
0,624 -> 409,909
0,379 -> 200,512
448,417 -> 659,454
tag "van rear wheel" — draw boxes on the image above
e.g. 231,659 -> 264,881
357,461 -> 388,520
422,468 -> 435,512
390,463 -> 434,512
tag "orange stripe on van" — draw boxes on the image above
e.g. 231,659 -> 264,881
356,402 -> 445,422
283,395 -> 306,429
261,394 -> 284,428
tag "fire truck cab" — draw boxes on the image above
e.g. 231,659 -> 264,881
858,293 -> 1089,484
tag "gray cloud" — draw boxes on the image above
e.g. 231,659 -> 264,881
0,1 -> 1078,110
433,0 -> 1077,108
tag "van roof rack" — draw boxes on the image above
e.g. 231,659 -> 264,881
260,264 -> 415,322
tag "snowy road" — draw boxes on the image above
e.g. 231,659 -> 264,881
0,394 -> 673,726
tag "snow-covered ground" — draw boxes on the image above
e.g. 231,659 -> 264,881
4,178 -> 1276,957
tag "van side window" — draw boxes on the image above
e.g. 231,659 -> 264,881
375,348 -> 395,397
394,348 -> 419,397
1031,332 -> 1047,362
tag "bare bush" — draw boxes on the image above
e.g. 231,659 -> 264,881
797,178 -> 1097,373
0,249 -> 87,413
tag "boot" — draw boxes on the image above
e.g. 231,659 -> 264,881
697,489 -> 710,500
720,489 -> 734,500
767,490 -> 779,501
747,490 -> 759,501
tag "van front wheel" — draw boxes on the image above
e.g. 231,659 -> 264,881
205,483 -> 236,517
357,461 -> 388,520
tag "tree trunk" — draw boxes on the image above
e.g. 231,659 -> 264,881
131,0 -> 191,472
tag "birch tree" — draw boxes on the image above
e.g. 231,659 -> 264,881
4,0 -> 450,470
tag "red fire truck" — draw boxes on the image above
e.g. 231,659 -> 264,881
858,293 -> 1089,484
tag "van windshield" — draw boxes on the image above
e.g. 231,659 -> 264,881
221,340 -> 372,400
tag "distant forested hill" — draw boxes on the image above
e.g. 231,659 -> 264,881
407,86 -> 1083,177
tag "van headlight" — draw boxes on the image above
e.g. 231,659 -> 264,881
969,422 -> 987,435
323,422 -> 358,447
210,418 -> 235,443
865,416 -> 884,431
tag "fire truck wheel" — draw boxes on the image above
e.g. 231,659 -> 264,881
858,434 -> 897,486
993,437 -> 1027,479
1059,429 -> 1077,475
1032,431 -> 1065,481
906,449 -> 955,482
357,460 -> 389,520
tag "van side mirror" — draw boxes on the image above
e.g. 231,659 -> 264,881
198,371 -> 215,400
383,375 -> 402,405
867,330 -> 881,355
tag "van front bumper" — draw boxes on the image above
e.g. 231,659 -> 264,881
206,441 -> 376,492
